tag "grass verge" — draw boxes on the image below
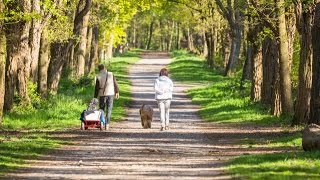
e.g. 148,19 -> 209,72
0,50 -> 140,174
168,50 -> 283,125
169,50 -> 320,179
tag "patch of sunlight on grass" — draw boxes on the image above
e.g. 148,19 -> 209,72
242,132 -> 302,148
229,152 -> 320,180
169,50 -> 282,125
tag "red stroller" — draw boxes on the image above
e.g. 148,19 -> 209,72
80,98 -> 106,130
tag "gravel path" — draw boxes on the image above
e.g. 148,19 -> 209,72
2,52 -> 295,179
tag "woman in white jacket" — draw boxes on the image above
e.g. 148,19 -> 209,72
154,68 -> 173,131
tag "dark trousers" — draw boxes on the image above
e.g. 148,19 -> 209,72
99,96 -> 114,125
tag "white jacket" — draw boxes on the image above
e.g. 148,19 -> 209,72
154,76 -> 173,100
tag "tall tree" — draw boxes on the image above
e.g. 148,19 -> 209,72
0,1 -> 5,123
292,0 -> 317,125
216,0 -> 246,76
4,0 -> 32,111
38,28 -> 50,97
310,2 -> 320,125
277,0 -> 294,115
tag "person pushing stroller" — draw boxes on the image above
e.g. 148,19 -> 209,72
94,64 -> 120,130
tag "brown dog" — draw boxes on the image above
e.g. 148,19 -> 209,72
139,104 -> 153,129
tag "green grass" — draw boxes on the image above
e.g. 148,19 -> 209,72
169,50 -> 284,125
169,50 -> 320,180
0,50 -> 140,174
229,152 -> 320,180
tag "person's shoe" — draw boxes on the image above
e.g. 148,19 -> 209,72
106,124 -> 110,130
165,126 -> 170,130
160,127 -> 164,131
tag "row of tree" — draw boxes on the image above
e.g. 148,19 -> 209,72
0,0 -> 153,124
126,0 -> 320,125
1,0 -> 320,126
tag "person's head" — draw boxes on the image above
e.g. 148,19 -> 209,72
98,64 -> 105,71
159,68 -> 168,77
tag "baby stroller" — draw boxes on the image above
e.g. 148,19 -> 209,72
80,98 -> 106,130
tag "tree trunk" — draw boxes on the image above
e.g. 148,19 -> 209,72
85,26 -> 93,74
187,28 -> 195,52
271,45 -> 282,117
133,19 -> 136,48
29,0 -> 42,82
4,0 -> 32,111
293,1 -> 315,125
225,26 -> 242,76
310,2 -> 320,125
247,16 -> 263,100
107,32 -> 114,59
277,0 -> 294,115
48,42 -> 70,93
250,43 -> 262,102
205,31 -> 214,68
203,31 -> 208,57
241,41 -> 252,90
88,25 -> 99,74
146,21 -> 154,50
0,28 -> 5,123
168,21 -> 175,51
75,11 -> 90,77
176,22 -> 180,50
261,37 -> 281,116
37,29 -> 50,97
223,29 -> 231,68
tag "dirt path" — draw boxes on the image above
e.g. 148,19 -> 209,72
2,52 -> 296,179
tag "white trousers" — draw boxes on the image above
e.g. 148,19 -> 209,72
157,99 -> 171,128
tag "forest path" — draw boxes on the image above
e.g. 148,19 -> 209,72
2,52 -> 290,179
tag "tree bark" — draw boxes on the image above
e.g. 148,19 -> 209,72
223,29 -> 231,68
215,0 -> 245,76
146,21 -> 154,50
293,1 -> 315,125
271,44 -> 282,117
48,42 -> 70,93
168,21 -> 175,51
250,43 -> 263,102
107,32 -> 114,59
310,2 -> 320,125
261,37 -> 281,116
0,27 -> 5,123
225,26 -> 243,76
37,29 -> 50,97
29,0 -> 42,82
88,25 -> 99,74
247,16 -> 263,100
4,0 -> 32,111
85,26 -> 93,74
75,11 -> 90,77
277,0 -> 294,115
176,22 -> 180,50
205,31 -> 214,68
